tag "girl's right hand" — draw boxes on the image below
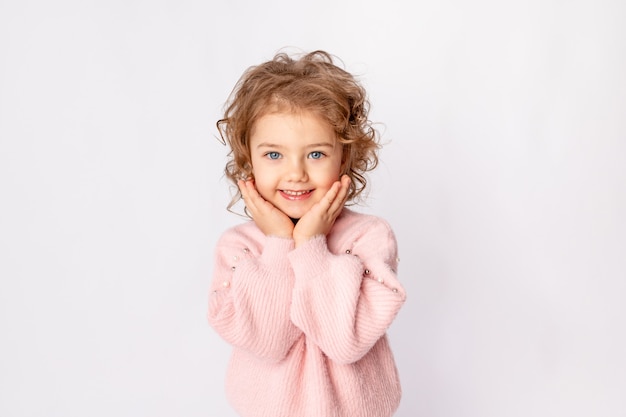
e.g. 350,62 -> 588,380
238,179 -> 294,239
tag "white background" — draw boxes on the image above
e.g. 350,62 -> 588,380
1,1 -> 625,416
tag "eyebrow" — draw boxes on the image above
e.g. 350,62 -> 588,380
255,142 -> 336,149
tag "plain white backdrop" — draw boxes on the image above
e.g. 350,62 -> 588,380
1,0 -> 625,416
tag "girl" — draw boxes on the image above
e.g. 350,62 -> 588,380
208,50 -> 406,417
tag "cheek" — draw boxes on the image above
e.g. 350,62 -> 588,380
249,158 -> 264,180
313,165 -> 341,187
251,171 -> 274,195
330,155 -> 344,178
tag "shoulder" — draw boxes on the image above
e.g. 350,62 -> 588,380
215,220 -> 266,256
328,208 -> 397,253
335,208 -> 396,236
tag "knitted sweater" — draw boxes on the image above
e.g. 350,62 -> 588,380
208,208 -> 406,417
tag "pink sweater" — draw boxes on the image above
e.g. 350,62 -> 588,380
208,208 -> 406,417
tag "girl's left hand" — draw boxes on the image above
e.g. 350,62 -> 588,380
292,175 -> 351,247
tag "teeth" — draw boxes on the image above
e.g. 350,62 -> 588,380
283,190 -> 309,196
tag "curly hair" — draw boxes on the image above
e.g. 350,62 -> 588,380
217,50 -> 381,212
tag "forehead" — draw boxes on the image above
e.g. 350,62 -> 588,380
250,111 -> 336,146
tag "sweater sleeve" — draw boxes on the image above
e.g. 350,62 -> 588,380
208,230 -> 302,362
287,218 -> 406,365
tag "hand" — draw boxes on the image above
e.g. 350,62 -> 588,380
293,175 -> 351,247
238,179 -> 294,238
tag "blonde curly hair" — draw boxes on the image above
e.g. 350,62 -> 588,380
217,50 -> 381,212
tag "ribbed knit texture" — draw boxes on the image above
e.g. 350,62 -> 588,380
208,209 -> 406,417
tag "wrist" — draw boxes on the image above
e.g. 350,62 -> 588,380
293,233 -> 319,248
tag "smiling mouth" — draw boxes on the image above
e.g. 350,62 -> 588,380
282,190 -> 310,196
280,189 -> 313,200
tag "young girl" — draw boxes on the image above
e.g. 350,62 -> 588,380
208,50 -> 406,417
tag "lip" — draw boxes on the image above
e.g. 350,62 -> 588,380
279,189 -> 313,201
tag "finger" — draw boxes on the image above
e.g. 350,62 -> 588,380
239,180 -> 253,203
237,179 -> 248,199
328,176 -> 351,213
322,181 -> 342,208
239,180 -> 262,214
238,180 -> 249,206
337,175 -> 351,203
249,181 -> 273,211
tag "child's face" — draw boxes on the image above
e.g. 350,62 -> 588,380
249,110 -> 343,219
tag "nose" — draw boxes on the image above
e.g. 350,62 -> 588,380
286,158 -> 308,182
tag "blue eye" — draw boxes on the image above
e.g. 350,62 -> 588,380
309,151 -> 324,159
266,151 -> 281,160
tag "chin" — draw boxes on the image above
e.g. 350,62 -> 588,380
281,208 -> 308,220
284,212 -> 305,220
